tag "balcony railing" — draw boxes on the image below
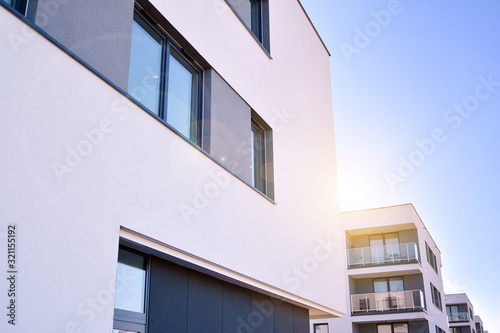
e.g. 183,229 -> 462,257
448,312 -> 470,323
347,242 -> 419,268
351,289 -> 425,314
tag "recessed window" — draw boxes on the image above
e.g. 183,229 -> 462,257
314,323 -> 329,333
250,116 -> 273,198
249,0 -> 263,41
2,0 -> 27,14
377,323 -> 408,333
430,283 -> 442,311
128,9 -> 201,144
426,242 -> 438,274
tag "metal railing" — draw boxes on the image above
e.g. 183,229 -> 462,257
347,242 -> 419,267
448,312 -> 470,323
351,289 -> 425,314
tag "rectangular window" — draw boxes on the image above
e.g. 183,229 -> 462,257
373,277 -> 404,293
435,326 -> 446,333
426,242 -> 438,273
314,323 -> 329,333
250,115 -> 273,198
128,9 -> 202,144
369,233 -> 400,263
248,0 -> 270,52
2,0 -> 27,14
113,247 -> 148,333
377,323 -> 408,333
430,283 -> 442,310
451,328 -> 462,333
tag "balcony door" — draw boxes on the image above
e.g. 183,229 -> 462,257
373,277 -> 404,310
369,233 -> 400,264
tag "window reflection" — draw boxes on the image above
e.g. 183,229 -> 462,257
166,53 -> 195,139
128,17 -> 162,116
114,248 -> 146,313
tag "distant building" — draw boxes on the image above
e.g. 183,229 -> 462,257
474,315 -> 485,333
311,204 -> 449,333
446,293 -> 478,333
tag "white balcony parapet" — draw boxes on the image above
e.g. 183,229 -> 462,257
347,242 -> 419,268
351,289 -> 425,314
448,312 -> 470,323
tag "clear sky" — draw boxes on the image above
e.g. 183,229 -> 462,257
300,0 -> 500,331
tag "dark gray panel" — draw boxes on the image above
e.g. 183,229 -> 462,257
274,300 -> 294,333
293,305 -> 309,333
187,271 -> 223,333
34,0 -> 134,90
148,256 -> 188,333
222,283 -> 252,333
250,292 -> 274,333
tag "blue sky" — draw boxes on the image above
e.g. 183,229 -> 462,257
300,0 -> 500,331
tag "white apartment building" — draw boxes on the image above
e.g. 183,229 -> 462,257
0,0 -> 346,332
474,315 -> 485,333
311,204 -> 449,333
446,293 -> 478,333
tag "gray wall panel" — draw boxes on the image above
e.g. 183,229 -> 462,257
35,0 -> 134,90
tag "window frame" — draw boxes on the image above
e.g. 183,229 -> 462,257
250,113 -> 274,199
426,242 -> 439,274
376,323 -> 409,333
313,323 -> 329,333
430,282 -> 442,311
2,0 -> 27,14
129,7 -> 203,145
113,246 -> 150,333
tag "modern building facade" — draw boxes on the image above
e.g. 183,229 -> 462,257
311,204 -> 449,333
474,315 -> 485,333
446,293 -> 478,333
1,0 -> 346,332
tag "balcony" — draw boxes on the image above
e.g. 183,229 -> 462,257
448,312 -> 470,323
347,242 -> 419,268
351,290 -> 425,314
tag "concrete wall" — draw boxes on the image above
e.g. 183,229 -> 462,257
34,0 -> 134,90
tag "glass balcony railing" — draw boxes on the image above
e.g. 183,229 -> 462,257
351,289 -> 425,314
347,242 -> 419,268
448,312 -> 470,323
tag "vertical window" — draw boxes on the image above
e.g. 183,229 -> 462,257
250,115 -> 273,198
426,242 -> 438,273
128,9 -> 201,144
249,0 -> 262,41
373,277 -> 404,293
369,233 -> 400,263
251,120 -> 266,193
113,247 -> 148,333
430,283 -> 442,310
314,323 -> 329,333
2,0 -> 27,14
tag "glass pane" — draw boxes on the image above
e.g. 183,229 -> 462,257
389,277 -> 404,292
128,18 -> 162,115
251,123 -> 265,192
249,0 -> 262,41
373,278 -> 388,293
314,324 -> 329,333
2,0 -> 13,6
377,325 -> 392,333
114,249 -> 146,313
369,235 -> 384,263
385,233 -> 399,245
394,324 -> 409,333
166,53 -> 194,138
113,330 -> 139,333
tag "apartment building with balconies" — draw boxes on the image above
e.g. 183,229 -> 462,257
446,293 -> 477,333
311,204 -> 449,333
474,315 -> 485,333
0,0 -> 345,332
